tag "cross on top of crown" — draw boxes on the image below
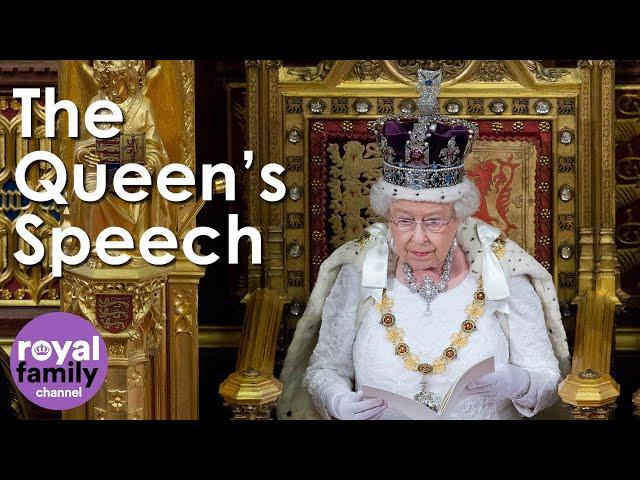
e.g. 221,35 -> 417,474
416,69 -> 442,116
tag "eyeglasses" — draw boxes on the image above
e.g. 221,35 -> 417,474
389,213 -> 455,233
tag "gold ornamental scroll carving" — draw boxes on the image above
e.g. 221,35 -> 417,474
59,60 -> 202,419
615,83 -> 640,414
0,94 -> 60,305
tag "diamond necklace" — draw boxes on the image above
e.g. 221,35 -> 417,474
402,239 -> 456,315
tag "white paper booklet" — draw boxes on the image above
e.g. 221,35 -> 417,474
361,356 -> 495,419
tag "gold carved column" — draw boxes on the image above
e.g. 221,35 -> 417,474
166,254 -> 202,419
59,60 -> 202,419
576,61 -> 595,296
245,60 -> 264,293
61,262 -> 169,420
245,60 -> 286,293
164,61 -> 204,420
559,60 -> 620,419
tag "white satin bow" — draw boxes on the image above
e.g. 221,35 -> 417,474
477,224 -> 511,302
360,223 -> 389,303
359,222 -> 511,307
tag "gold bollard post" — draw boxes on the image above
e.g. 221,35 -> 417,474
219,289 -> 284,419
559,289 -> 620,419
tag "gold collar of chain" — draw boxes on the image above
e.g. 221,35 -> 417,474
375,276 -> 486,376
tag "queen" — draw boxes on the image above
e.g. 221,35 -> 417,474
277,70 -> 571,420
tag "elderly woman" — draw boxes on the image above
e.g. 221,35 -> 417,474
277,71 -> 570,420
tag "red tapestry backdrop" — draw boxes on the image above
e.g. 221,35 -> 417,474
308,118 -> 553,284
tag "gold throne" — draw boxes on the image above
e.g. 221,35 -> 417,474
224,60 -> 620,419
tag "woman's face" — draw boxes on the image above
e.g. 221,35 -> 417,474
388,200 -> 459,272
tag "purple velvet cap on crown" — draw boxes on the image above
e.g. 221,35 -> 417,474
382,118 -> 471,167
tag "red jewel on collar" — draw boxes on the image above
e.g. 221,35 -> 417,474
418,363 -> 433,374
381,313 -> 396,327
462,320 -> 476,332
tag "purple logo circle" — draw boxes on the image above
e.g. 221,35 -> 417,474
10,312 -> 108,410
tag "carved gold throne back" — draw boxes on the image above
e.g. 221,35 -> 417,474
247,61 -> 582,334
236,60 -> 619,419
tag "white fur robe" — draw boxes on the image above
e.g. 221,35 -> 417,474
276,216 -> 571,420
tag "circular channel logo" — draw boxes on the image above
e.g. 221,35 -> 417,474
10,312 -> 108,410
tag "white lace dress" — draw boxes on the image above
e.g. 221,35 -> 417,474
302,264 -> 562,420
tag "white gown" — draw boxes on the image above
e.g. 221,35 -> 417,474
302,264 -> 562,420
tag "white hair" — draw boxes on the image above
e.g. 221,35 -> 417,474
369,177 -> 480,221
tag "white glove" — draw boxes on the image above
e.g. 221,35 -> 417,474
327,390 -> 387,420
465,364 -> 531,400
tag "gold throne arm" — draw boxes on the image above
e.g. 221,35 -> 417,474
219,289 -> 285,419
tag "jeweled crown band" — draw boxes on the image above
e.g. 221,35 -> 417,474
383,161 -> 466,189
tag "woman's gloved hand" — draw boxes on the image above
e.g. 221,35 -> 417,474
327,390 -> 387,420
465,364 -> 531,400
